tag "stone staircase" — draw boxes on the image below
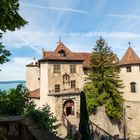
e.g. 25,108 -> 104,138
57,121 -> 67,138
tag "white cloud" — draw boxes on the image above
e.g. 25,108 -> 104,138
107,14 -> 140,20
3,30 -> 140,53
2,31 -> 53,53
64,31 -> 140,39
0,57 -> 33,81
21,2 -> 88,14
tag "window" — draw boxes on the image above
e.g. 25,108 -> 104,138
60,52 -> 66,57
59,50 -> 66,57
55,84 -> 60,92
70,65 -> 76,73
130,82 -> 136,93
54,64 -> 61,73
126,66 -> 131,72
71,80 -> 76,88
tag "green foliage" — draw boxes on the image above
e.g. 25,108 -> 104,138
0,0 -> 27,65
0,0 -> 27,33
25,104 -> 59,135
0,84 -> 29,116
79,91 -> 91,140
84,83 -> 99,113
0,84 -> 59,135
0,43 -> 11,65
85,37 -> 124,121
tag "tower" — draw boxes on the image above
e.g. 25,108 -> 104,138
119,44 -> 140,139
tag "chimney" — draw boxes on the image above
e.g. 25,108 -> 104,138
33,58 -> 36,65
42,48 -> 45,58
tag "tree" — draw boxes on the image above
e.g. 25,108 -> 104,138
0,43 -> 11,65
85,37 -> 123,121
25,104 -> 59,135
79,91 -> 91,140
0,84 -> 59,135
0,0 -> 27,65
0,0 -> 27,34
0,84 -> 29,115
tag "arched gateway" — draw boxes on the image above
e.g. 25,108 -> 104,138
63,100 -> 75,116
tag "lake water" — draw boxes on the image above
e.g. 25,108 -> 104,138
0,82 -> 26,91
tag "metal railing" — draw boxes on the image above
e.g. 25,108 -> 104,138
89,120 -> 115,140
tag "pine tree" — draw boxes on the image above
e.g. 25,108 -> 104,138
79,91 -> 91,140
85,37 -> 123,121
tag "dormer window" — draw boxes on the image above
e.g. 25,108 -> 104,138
126,66 -> 131,72
59,50 -> 66,57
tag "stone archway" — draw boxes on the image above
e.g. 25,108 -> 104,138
63,100 -> 75,116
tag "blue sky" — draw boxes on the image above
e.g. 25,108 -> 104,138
1,0 -> 140,80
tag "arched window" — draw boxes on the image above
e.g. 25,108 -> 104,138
130,82 -> 136,93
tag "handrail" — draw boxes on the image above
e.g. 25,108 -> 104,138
76,111 -> 115,139
89,120 -> 115,139
62,112 -> 116,139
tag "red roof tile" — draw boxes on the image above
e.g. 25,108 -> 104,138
43,42 -> 92,67
119,47 -> 140,65
29,89 -> 40,99
73,52 -> 92,68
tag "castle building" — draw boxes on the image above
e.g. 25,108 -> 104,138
26,41 -> 140,139
26,41 -> 91,120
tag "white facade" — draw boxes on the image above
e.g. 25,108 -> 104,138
120,65 -> 140,101
26,65 -> 40,91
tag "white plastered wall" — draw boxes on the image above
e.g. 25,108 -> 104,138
26,66 -> 40,91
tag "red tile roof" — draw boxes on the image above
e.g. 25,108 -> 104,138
43,42 -> 92,68
29,89 -> 40,99
119,47 -> 140,65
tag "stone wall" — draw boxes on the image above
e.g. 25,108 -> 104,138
89,106 -> 122,137
55,95 -> 80,121
47,61 -> 84,92
124,101 -> 140,139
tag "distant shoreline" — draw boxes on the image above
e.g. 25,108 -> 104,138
0,81 -> 26,84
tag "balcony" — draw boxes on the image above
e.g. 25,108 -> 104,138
48,88 -> 80,96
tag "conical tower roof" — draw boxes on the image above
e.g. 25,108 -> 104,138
119,47 -> 140,65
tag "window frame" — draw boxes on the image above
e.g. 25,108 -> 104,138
70,64 -> 76,73
54,64 -> 61,74
55,84 -> 60,92
71,80 -> 76,88
59,50 -> 66,57
126,66 -> 131,72
130,82 -> 136,93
